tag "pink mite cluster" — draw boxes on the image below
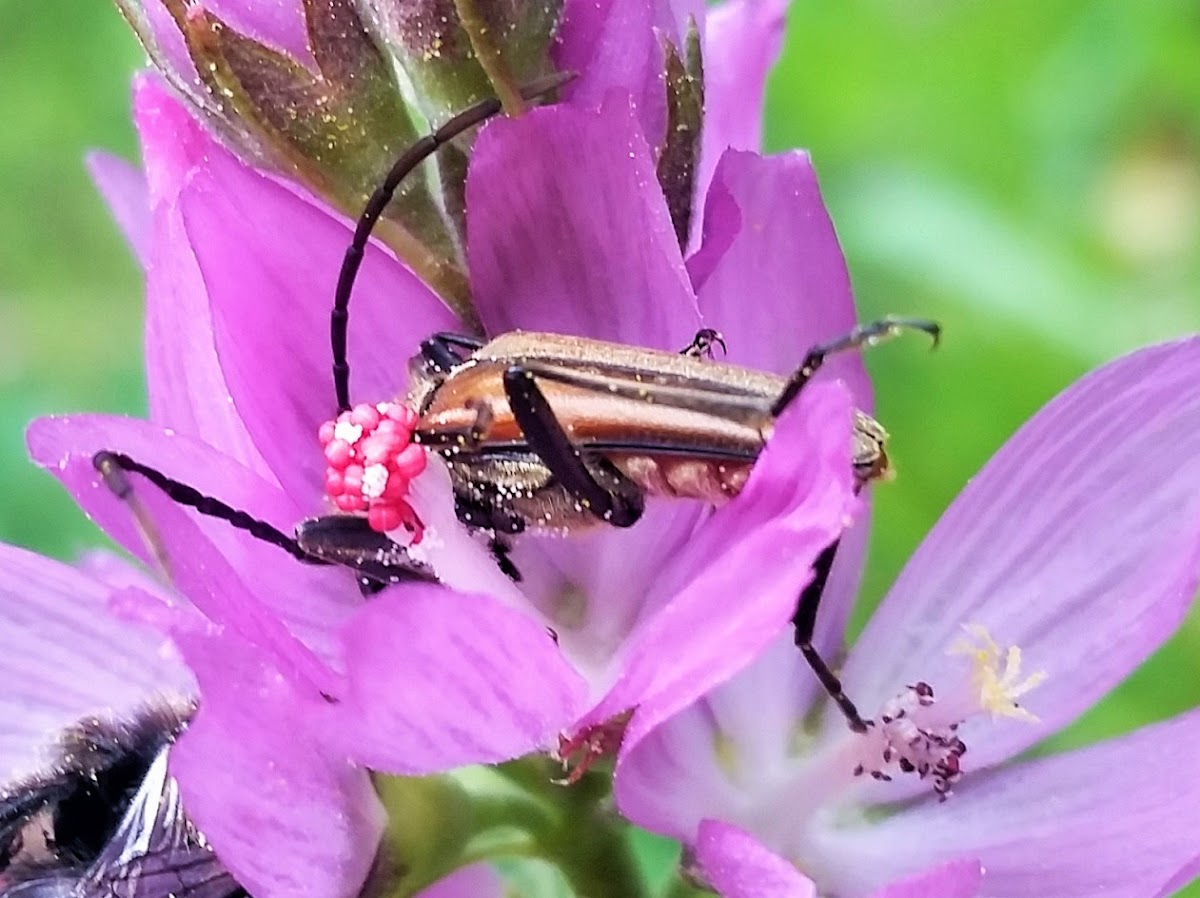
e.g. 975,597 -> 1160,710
319,401 -> 428,536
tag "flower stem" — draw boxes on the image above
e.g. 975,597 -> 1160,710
375,759 -> 650,898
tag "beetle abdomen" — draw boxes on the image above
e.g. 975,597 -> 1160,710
613,454 -> 753,504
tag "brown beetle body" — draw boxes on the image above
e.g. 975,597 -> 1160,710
408,330 -> 888,533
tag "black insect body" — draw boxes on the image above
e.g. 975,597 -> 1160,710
0,705 -> 244,898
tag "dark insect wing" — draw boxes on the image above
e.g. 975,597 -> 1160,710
82,849 -> 242,898
80,752 -> 242,898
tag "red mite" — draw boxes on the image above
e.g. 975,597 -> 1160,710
319,402 -> 426,537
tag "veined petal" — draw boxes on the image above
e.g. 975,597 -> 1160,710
695,820 -> 817,898
846,337 -> 1200,769
693,150 -> 866,395
554,0 -> 678,149
616,635 -> 815,841
816,707 -> 1200,898
0,545 -> 191,782
205,0 -> 313,65
693,0 -> 789,237
415,865 -> 504,898
327,585 -> 586,772
27,414 -> 362,663
467,95 -> 700,348
86,151 -> 150,268
171,626 -> 382,898
594,383 -> 858,754
133,75 -> 269,473
868,859 -> 983,898
177,123 -> 457,507
689,151 -> 870,655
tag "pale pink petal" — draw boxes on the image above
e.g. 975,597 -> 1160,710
869,859 -> 983,898
819,708 -> 1200,898
327,585 -> 586,772
616,635 -> 815,840
694,820 -> 816,898
86,151 -> 150,268
846,337 -> 1200,770
595,384 -> 858,754
133,75 -> 269,472
415,865 -> 503,898
179,140 -> 457,506
0,545 -> 191,781
27,414 -> 362,662
554,0 -> 678,148
171,626 -> 382,898
207,0 -> 312,65
693,0 -> 789,230
467,96 -> 700,348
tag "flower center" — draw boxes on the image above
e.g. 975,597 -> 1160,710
319,401 -> 428,536
842,625 -> 1045,799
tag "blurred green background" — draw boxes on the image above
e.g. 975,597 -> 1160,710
1,0 -> 1198,891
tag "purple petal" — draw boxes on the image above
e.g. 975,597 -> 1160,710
554,0 -> 677,150
179,138 -> 457,506
694,820 -> 816,898
132,76 -> 269,471
467,96 -> 700,348
27,414 -> 362,662
615,634 -> 817,840
1153,858 -> 1200,898
823,708 -> 1200,898
327,585 -> 586,772
693,0 -> 789,229
846,337 -> 1200,768
0,544 -> 191,780
511,501 -> 709,685
868,859 -> 983,898
415,865 -> 503,898
692,150 -> 867,396
206,0 -> 313,66
595,383 -> 858,754
137,0 -> 202,87
86,151 -> 150,268
171,626 -> 382,898
688,151 -> 871,656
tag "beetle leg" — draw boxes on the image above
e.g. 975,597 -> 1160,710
502,364 -> 645,528
771,316 -> 941,416
680,328 -> 727,359
295,515 -> 439,590
489,536 -> 523,582
793,540 -> 869,732
420,333 -> 485,372
414,398 -> 495,450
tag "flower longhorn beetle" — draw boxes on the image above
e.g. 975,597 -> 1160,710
94,76 -> 939,734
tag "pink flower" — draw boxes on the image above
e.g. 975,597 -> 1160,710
0,543 -> 506,898
616,337 -> 1200,897
30,0 -> 902,892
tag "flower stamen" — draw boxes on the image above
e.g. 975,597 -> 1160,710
950,624 -> 1046,721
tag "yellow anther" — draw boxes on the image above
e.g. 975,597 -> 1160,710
950,624 -> 1046,722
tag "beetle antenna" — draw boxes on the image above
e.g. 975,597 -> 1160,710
331,71 -> 576,413
93,451 -> 313,564
771,316 -> 941,417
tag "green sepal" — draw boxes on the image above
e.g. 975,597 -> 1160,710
353,0 -> 562,126
658,20 -> 705,249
